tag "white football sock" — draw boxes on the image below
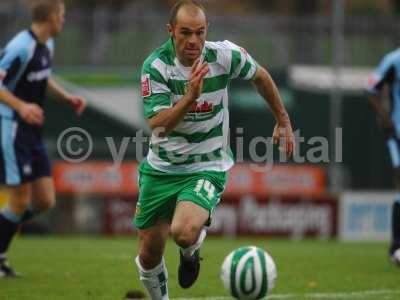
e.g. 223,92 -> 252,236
180,228 -> 207,258
135,256 -> 169,300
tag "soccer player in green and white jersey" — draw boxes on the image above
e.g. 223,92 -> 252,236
134,1 -> 294,299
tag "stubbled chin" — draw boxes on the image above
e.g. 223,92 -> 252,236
185,53 -> 200,61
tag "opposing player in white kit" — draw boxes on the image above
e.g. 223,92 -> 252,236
134,1 -> 294,299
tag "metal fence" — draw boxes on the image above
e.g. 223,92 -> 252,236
1,6 -> 400,69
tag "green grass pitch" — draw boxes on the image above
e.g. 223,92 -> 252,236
0,237 -> 399,300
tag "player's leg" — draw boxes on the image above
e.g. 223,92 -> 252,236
22,176 -> 55,222
21,142 -> 53,222
171,173 -> 226,288
0,184 -> 31,277
0,116 -> 35,277
390,167 -> 400,264
171,201 -> 208,288
171,201 -> 208,252
134,169 -> 179,300
387,138 -> 400,264
135,219 -> 170,300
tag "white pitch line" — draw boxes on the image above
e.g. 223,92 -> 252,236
173,289 -> 400,300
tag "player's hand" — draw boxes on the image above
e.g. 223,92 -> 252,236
66,95 -> 87,116
187,58 -> 209,101
17,103 -> 44,126
272,122 -> 295,158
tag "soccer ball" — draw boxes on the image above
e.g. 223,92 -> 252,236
220,246 -> 277,300
390,248 -> 400,266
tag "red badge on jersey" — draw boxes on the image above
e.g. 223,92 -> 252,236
141,74 -> 151,98
239,47 -> 249,58
367,74 -> 378,88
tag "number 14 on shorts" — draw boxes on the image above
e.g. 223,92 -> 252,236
194,179 -> 215,200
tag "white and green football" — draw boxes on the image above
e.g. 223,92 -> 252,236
220,246 -> 277,300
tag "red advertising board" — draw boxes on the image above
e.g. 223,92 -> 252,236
104,198 -> 136,235
54,162 -> 326,196
102,194 -> 338,237
53,162 -> 138,196
225,164 -> 325,196
210,194 -> 338,238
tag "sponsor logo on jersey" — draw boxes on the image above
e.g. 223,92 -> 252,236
41,57 -> 48,67
141,74 -> 151,98
27,68 -> 52,82
188,100 -> 214,114
172,99 -> 214,120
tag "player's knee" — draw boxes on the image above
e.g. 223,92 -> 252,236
138,247 -> 163,270
33,190 -> 56,212
171,224 -> 200,248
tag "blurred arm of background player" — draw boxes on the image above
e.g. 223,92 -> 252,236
147,59 -> 209,137
251,66 -> 295,158
47,77 -> 87,116
0,88 -> 44,126
368,91 -> 395,136
0,77 -> 87,126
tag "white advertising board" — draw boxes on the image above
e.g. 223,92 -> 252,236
339,192 -> 395,241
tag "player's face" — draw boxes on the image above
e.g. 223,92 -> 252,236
49,3 -> 66,36
170,8 -> 207,66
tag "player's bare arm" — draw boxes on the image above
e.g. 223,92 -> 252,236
147,59 -> 209,137
251,66 -> 294,157
0,89 -> 44,125
47,77 -> 87,115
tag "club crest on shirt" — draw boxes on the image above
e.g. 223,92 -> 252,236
141,74 -> 151,98
135,204 -> 141,216
22,164 -> 32,176
183,81 -> 189,94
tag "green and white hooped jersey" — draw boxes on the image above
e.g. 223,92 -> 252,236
141,38 -> 258,173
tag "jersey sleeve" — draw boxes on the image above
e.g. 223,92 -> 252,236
366,54 -> 396,94
0,45 -> 30,90
141,60 -> 172,119
46,39 -> 55,58
222,40 -> 259,81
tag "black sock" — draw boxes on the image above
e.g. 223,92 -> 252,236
392,201 -> 400,251
21,208 -> 39,223
0,211 -> 21,255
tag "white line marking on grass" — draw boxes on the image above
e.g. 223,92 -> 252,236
174,289 -> 400,300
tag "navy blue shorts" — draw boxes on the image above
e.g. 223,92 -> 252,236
0,117 -> 51,186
